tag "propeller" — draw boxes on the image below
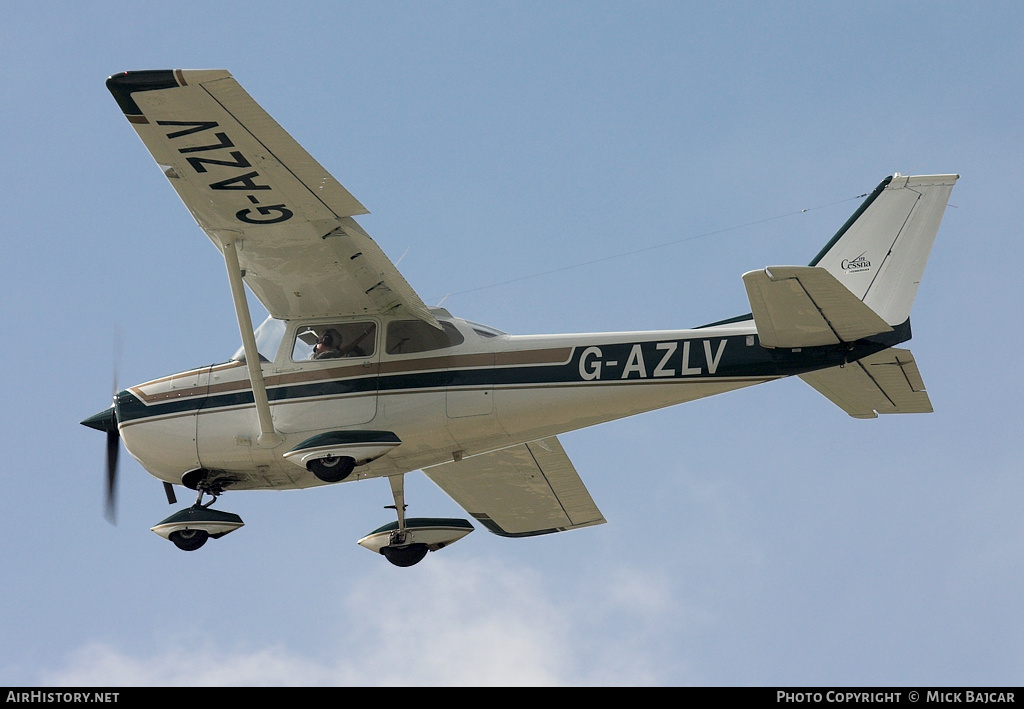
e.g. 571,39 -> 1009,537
106,329 -> 121,524
82,327 -> 178,521
104,426 -> 120,523
81,328 -> 122,524
81,402 -> 121,524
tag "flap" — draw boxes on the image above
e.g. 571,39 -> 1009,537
799,347 -> 932,419
424,437 -> 606,537
743,266 -> 892,348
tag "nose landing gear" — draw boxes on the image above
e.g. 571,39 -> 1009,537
151,482 -> 244,551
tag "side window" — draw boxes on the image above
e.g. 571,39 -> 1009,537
292,322 -> 377,361
386,320 -> 465,355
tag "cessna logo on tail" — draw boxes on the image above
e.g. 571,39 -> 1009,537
841,253 -> 871,273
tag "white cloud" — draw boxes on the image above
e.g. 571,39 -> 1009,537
39,556 -> 687,686
38,643 -> 337,687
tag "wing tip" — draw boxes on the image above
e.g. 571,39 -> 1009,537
106,70 -> 181,116
106,69 -> 234,119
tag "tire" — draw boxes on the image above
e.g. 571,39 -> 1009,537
307,456 -> 356,483
381,544 -> 429,567
169,528 -> 209,551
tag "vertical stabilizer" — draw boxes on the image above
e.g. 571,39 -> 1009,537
809,174 -> 958,325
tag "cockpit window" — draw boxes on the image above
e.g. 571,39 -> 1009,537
292,322 -> 377,361
232,316 -> 286,363
386,320 -> 464,355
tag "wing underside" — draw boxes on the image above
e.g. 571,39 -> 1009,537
424,437 -> 606,537
107,69 -> 437,325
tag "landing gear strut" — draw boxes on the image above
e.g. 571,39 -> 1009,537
380,475 -> 428,566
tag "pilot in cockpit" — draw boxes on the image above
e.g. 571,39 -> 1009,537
312,329 -> 344,359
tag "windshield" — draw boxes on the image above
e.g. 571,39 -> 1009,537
231,316 -> 286,363
464,320 -> 507,337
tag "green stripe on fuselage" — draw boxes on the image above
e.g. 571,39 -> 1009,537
116,321 -> 910,424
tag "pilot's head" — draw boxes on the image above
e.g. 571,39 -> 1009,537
313,328 -> 343,358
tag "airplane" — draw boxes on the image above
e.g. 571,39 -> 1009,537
83,69 -> 958,567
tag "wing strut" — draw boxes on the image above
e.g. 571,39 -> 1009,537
221,236 -> 282,448
387,474 -> 407,533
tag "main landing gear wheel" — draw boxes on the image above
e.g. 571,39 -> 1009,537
356,475 -> 474,567
381,543 -> 429,567
169,528 -> 209,551
307,455 -> 356,483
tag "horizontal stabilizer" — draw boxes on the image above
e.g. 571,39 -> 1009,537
424,436 -> 605,537
799,347 -> 931,419
743,266 -> 892,348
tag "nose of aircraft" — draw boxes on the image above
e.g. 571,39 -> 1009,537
81,405 -> 118,433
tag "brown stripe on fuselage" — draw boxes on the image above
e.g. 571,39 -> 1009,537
129,360 -> 247,403
130,347 -> 574,406
137,359 -> 246,388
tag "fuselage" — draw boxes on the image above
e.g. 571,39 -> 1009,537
114,310 -> 909,492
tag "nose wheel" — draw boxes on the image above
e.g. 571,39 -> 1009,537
169,528 -> 209,551
151,481 -> 244,551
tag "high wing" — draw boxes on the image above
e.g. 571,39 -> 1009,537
424,437 -> 606,537
107,70 -> 437,325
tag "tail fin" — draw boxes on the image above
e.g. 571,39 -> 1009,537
741,174 -> 957,418
808,174 -> 958,326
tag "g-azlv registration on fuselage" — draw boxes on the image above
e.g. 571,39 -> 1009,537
83,70 -> 958,567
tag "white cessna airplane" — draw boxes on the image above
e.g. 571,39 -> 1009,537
83,69 -> 958,566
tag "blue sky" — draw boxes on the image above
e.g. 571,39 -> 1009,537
2,1 -> 1022,686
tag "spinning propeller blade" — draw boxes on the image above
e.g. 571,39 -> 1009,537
105,330 -> 122,524
81,404 -> 120,524
105,429 -> 120,524
84,332 -> 123,524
